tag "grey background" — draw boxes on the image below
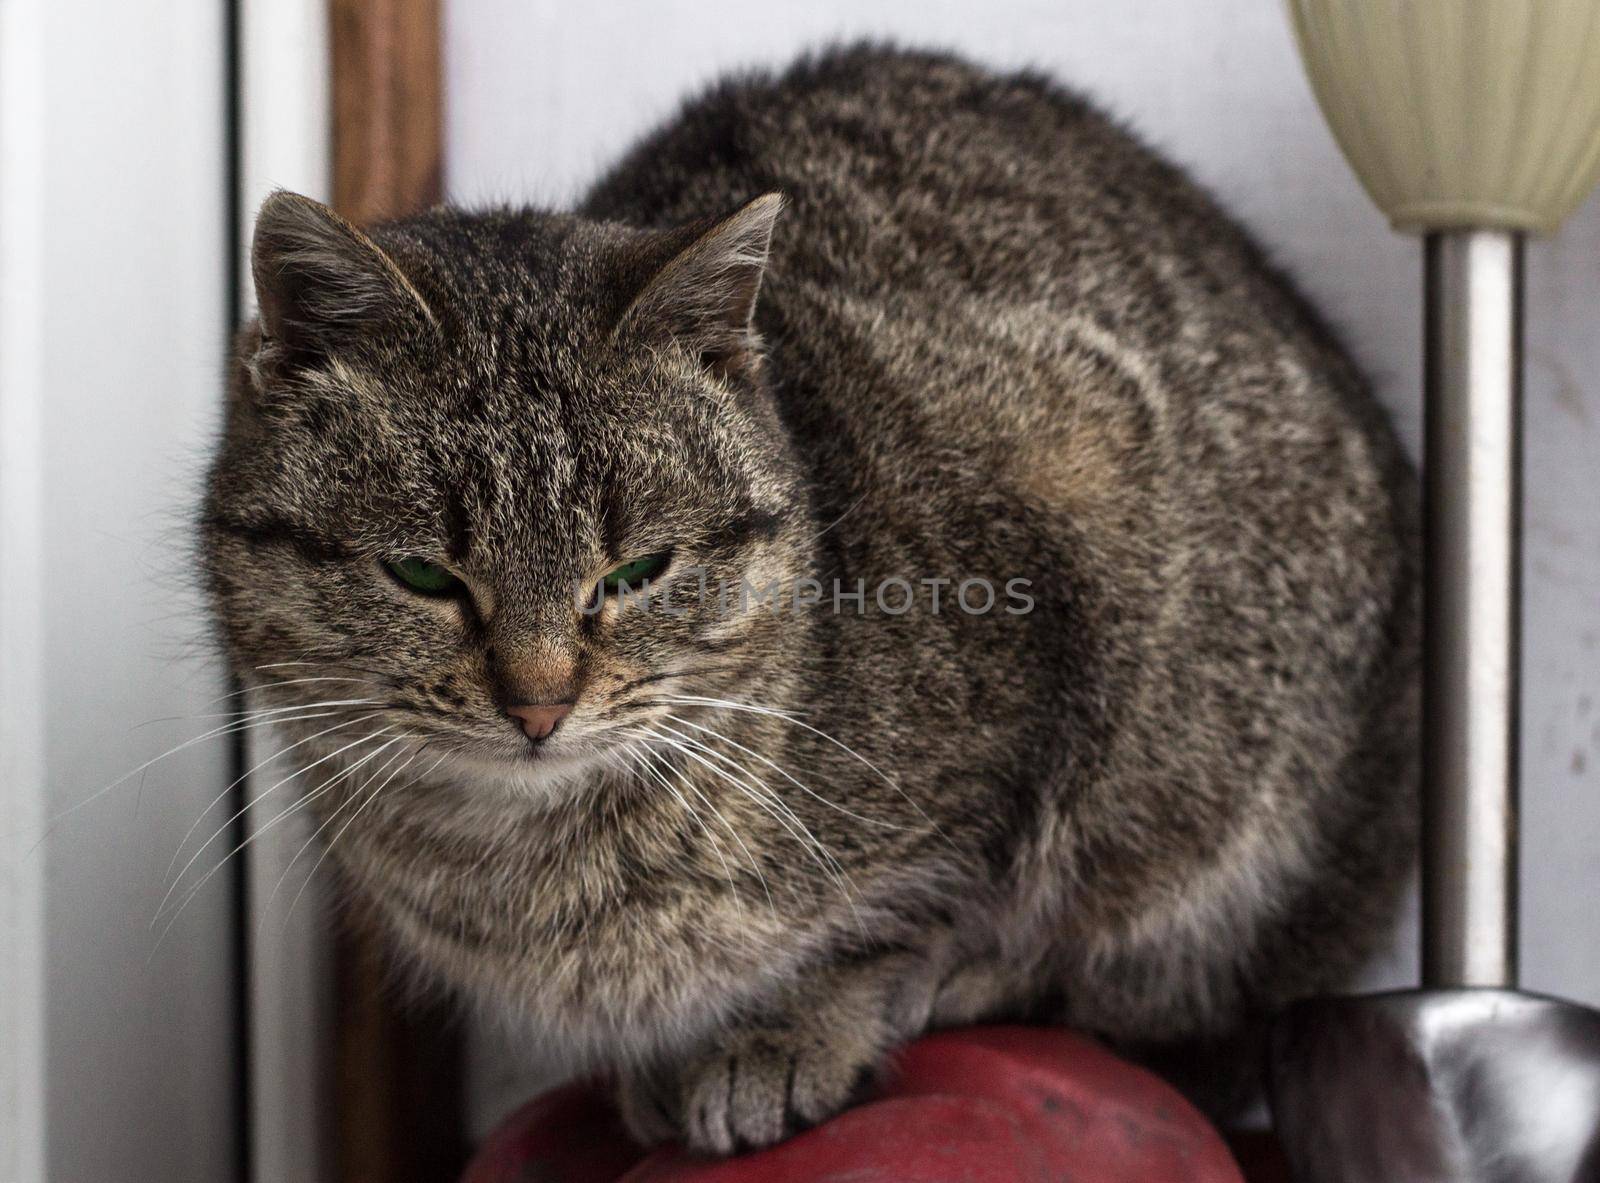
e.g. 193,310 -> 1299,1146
444,0 -> 1600,1135
0,1 -> 237,1179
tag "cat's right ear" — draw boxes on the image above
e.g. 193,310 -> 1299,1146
249,190 -> 435,373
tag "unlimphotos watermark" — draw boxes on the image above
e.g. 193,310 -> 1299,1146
578,570 -> 1036,617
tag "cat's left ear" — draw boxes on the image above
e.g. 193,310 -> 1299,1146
614,193 -> 783,381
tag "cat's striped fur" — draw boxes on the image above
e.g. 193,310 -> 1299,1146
201,45 -> 1418,1152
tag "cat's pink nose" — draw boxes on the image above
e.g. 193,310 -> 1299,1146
506,702 -> 572,743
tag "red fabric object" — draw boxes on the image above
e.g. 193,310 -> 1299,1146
462,1081 -> 650,1183
462,1026 -> 1245,1183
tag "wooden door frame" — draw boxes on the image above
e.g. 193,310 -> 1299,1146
330,0 -> 444,225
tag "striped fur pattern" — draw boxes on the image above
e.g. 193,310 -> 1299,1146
200,46 -> 1419,1153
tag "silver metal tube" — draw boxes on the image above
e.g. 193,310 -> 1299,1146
1421,229 -> 1522,989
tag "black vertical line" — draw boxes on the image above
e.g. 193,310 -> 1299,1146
223,0 -> 252,1178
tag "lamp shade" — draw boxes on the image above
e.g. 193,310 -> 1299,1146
1287,0 -> 1600,233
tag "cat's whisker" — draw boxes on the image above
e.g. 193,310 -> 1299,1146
597,662 -> 757,718
136,695 -> 382,729
661,712 -> 900,831
807,492 -> 867,544
154,725 -> 398,923
650,723 -> 851,884
253,658 -> 400,683
151,730 -> 408,949
611,743 -> 749,924
648,724 -> 867,937
637,725 -> 864,937
266,737 -> 420,916
282,749 -> 449,929
665,694 -> 949,846
625,733 -> 777,913
276,742 -> 438,929
613,749 -> 764,959
33,703 -> 384,848
254,659 -> 364,672
195,675 -> 387,710
163,712 -> 383,882
669,693 -> 804,723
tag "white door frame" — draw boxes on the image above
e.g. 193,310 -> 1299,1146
0,1 -> 50,1177
237,2 -> 339,1180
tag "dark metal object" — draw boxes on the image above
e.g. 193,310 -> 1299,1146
1270,990 -> 1600,1183
1267,232 -> 1600,1179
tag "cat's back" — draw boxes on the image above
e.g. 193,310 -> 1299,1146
589,45 -> 1108,299
584,45 -> 1399,483
586,44 -> 1326,362
584,45 -> 1410,556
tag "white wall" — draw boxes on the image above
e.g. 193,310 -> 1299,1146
0,2 -> 239,1179
444,0 -> 1600,1133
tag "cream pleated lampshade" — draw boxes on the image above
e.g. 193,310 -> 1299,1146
1287,0 -> 1600,233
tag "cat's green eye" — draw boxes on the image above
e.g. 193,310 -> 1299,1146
385,556 -> 461,597
599,552 -> 671,594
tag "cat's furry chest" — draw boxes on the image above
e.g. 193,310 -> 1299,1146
318,743 -> 875,1056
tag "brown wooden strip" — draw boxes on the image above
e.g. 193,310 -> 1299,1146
331,0 -> 443,225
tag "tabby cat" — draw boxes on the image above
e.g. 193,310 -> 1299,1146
202,45 -> 1418,1153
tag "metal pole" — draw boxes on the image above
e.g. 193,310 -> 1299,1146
1421,229 -> 1523,989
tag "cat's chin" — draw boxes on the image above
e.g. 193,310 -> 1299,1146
437,740 -> 614,806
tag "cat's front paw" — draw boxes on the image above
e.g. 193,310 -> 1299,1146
619,1025 -> 883,1155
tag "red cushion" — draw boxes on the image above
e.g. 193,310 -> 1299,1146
462,1026 -> 1245,1183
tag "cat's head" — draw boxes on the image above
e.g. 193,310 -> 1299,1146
201,190 -> 808,795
